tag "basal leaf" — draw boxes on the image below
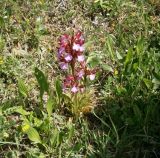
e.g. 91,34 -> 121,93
15,106 -> 30,115
55,79 -> 62,100
143,78 -> 152,89
124,48 -> 133,67
102,64 -> 113,72
22,124 -> 42,144
18,79 -> 28,98
34,67 -> 49,98
46,96 -> 56,117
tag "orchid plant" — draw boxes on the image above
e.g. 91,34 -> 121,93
57,31 -> 97,115
58,31 -> 96,93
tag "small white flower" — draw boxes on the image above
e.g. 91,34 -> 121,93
71,86 -> 78,93
73,43 -> 85,52
60,62 -> 68,70
79,45 -> 85,52
77,55 -> 85,62
77,70 -> 85,78
89,74 -> 95,80
73,43 -> 80,51
65,54 -> 72,62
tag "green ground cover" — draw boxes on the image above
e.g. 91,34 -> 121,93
0,0 -> 160,157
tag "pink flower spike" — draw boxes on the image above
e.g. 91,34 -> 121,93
60,62 -> 68,70
71,86 -> 78,93
89,74 -> 95,80
77,55 -> 85,62
73,43 -> 80,51
65,54 -> 72,62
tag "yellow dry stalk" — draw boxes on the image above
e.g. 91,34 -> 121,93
71,88 -> 97,116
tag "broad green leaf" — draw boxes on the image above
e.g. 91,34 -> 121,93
124,48 -> 133,67
27,127 -> 41,143
22,124 -> 42,144
15,106 -> 30,115
50,128 -> 59,147
116,51 -> 122,60
46,97 -> 55,117
136,37 -> 144,55
102,64 -> 113,72
106,35 -> 115,60
152,78 -> 160,90
34,67 -> 49,98
153,71 -> 160,81
143,78 -> 152,89
87,55 -> 101,67
84,40 -> 93,48
55,79 -> 62,100
116,86 -> 127,96
67,119 -> 74,140
18,80 -> 28,98
22,124 -> 30,133
133,62 -> 138,71
0,17 -> 5,28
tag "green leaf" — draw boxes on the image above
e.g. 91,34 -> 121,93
84,40 -> 93,48
34,67 -> 49,98
133,62 -> 138,71
116,51 -> 122,60
18,79 -> 28,98
87,55 -> 101,67
46,97 -> 56,117
102,64 -> 113,72
124,48 -> 133,67
55,79 -> 62,100
15,106 -> 30,115
152,78 -> 160,90
143,78 -> 152,89
133,105 -> 142,123
23,124 -> 42,144
153,71 -> 160,81
50,128 -> 59,147
106,35 -> 115,60
136,37 -> 144,55
0,17 -> 5,28
67,120 -> 74,140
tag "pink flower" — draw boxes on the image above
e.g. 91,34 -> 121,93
71,86 -> 78,93
79,45 -> 85,52
57,47 -> 65,59
74,31 -> 85,45
89,74 -> 95,80
65,54 -> 72,62
60,62 -> 68,70
73,43 -> 85,52
77,55 -> 85,62
60,34 -> 70,47
73,43 -> 80,51
77,70 -> 85,78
